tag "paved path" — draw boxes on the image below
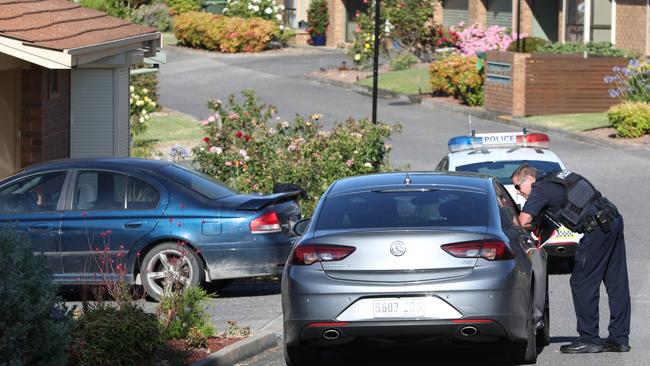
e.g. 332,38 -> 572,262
157,46 -> 650,366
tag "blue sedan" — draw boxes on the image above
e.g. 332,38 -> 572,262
0,158 -> 302,300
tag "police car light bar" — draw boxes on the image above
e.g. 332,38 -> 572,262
447,132 -> 550,152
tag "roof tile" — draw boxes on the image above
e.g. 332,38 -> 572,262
0,0 -> 157,51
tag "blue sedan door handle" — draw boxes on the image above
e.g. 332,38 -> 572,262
124,220 -> 144,229
30,223 -> 51,231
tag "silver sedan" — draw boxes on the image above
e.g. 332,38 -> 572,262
281,172 -> 548,365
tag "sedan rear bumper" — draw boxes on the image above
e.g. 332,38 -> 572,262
286,317 -> 522,347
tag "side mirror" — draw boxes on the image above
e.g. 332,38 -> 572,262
293,218 -> 311,236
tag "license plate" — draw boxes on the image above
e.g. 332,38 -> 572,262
373,298 -> 425,318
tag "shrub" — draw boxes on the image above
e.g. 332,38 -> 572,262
506,36 -> 550,53
607,102 -> 650,138
0,229 -> 70,366
223,0 -> 284,23
157,287 -> 215,341
79,0 -> 131,18
536,41 -> 639,58
604,57 -> 650,103
173,12 -> 279,52
131,3 -> 174,32
389,51 -> 419,71
131,71 -> 160,108
191,90 -> 400,215
307,0 -> 329,40
426,24 -> 460,50
451,23 -> 517,56
130,84 -> 157,139
430,54 -> 484,106
167,0 -> 202,15
69,304 -> 162,366
385,0 -> 434,51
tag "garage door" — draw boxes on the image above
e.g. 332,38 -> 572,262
443,0 -> 469,28
487,0 -> 512,28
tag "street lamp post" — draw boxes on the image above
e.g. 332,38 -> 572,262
371,0 -> 380,124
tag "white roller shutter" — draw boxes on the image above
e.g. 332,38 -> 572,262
71,68 -> 130,157
443,0 -> 469,28
487,0 -> 512,28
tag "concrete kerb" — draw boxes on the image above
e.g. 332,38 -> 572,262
189,331 -> 279,366
189,313 -> 284,366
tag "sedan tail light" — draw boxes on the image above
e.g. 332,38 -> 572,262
291,244 -> 356,265
441,240 -> 514,260
250,211 -> 282,234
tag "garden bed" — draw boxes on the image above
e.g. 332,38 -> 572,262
157,337 -> 243,365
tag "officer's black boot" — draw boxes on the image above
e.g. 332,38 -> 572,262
560,341 -> 603,354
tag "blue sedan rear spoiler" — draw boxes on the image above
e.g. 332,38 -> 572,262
222,190 -> 303,210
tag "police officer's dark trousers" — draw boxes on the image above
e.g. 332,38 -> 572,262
570,215 -> 631,346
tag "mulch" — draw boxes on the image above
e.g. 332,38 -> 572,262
156,337 -> 243,366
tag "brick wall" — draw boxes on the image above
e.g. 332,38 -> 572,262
433,0 -> 443,24
328,0 -> 347,46
20,66 -> 70,167
469,0 -> 487,26
484,51 -> 530,116
616,0 -> 648,54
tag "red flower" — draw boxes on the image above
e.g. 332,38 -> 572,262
244,134 -> 251,142
203,136 -> 210,143
236,131 -> 243,139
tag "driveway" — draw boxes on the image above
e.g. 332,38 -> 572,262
159,46 -> 650,365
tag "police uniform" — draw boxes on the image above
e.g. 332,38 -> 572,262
522,171 -> 631,349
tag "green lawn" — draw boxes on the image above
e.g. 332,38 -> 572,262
162,32 -> 178,47
358,68 -> 432,96
523,113 -> 610,132
135,109 -> 204,156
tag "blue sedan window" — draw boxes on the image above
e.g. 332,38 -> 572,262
160,165 -> 236,200
316,190 -> 488,230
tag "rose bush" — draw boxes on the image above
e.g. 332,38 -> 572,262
223,0 -> 284,23
191,90 -> 400,215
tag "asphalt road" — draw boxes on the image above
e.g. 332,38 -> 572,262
156,46 -> 650,366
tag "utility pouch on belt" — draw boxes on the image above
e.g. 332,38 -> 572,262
595,210 -> 612,233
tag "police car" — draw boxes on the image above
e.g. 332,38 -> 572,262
436,130 -> 582,264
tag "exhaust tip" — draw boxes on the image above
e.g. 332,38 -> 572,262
460,326 -> 478,337
556,246 -> 567,254
322,329 -> 341,340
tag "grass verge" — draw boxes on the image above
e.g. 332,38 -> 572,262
358,68 -> 432,95
523,113 -> 610,132
133,109 -> 203,158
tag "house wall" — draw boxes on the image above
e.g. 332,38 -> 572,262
469,0 -> 488,26
616,0 -> 648,54
0,69 -> 19,178
20,66 -> 70,168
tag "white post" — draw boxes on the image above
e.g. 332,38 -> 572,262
561,0 -> 567,43
584,0 -> 592,44
611,0 -> 616,45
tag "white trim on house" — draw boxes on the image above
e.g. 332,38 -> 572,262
611,0 -> 616,44
0,32 -> 160,69
584,0 -> 591,44
561,0 -> 567,43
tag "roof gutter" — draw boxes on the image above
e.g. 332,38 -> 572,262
66,32 -> 161,56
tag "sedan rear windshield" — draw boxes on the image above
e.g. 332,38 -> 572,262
315,190 -> 488,230
455,160 -> 562,185
159,165 -> 236,200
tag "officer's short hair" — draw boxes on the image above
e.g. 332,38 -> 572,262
511,164 -> 538,180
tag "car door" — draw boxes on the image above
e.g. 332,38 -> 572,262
60,169 -> 165,283
0,171 -> 69,277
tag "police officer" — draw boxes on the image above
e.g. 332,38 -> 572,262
511,164 -> 631,354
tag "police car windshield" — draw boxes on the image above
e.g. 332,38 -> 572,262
455,160 -> 562,185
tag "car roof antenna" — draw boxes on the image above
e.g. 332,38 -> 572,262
404,171 -> 412,185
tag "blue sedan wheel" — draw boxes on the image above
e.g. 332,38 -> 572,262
140,242 -> 205,301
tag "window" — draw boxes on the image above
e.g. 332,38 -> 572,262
127,177 -> 159,210
455,160 -> 562,185
315,189 -> 488,230
159,165 -> 236,200
495,183 -> 519,228
0,171 -> 67,213
73,171 -> 127,211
